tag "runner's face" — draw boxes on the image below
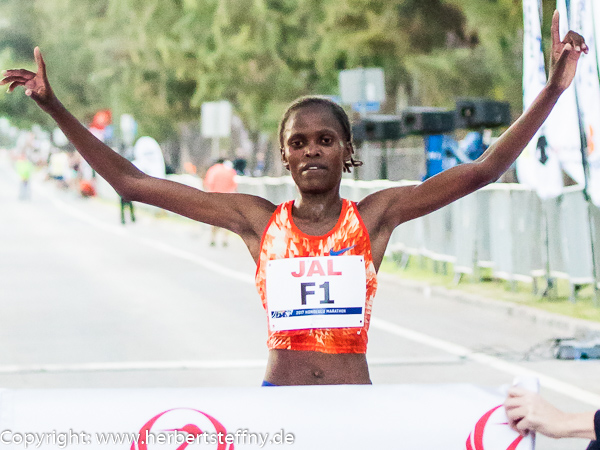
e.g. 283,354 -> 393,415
281,105 -> 351,194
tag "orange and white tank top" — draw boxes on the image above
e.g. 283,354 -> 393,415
255,199 -> 377,354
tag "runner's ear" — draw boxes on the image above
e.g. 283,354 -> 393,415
344,141 -> 353,160
280,147 -> 290,170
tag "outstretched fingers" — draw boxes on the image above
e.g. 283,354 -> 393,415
2,69 -> 35,78
548,25 -> 587,91
551,10 -> 561,49
0,73 -> 33,93
1,71 -> 33,90
1,74 -> 33,82
551,10 -> 588,54
33,46 -> 49,82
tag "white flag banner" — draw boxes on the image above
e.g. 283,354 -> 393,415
570,0 -> 600,206
0,384 -> 534,449
588,0 -> 600,205
517,0 -> 564,199
544,0 -> 586,186
133,136 -> 166,179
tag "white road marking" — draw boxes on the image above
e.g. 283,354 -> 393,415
41,186 -> 600,406
0,360 -> 267,373
136,236 -> 254,284
0,356 -> 463,374
39,187 -> 254,284
371,317 -> 600,407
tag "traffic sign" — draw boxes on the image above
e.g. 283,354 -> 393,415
339,68 -> 385,105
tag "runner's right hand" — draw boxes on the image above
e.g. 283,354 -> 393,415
1,46 -> 57,112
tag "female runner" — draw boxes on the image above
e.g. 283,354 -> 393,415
1,11 -> 587,386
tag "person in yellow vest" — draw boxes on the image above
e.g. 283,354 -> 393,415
14,153 -> 34,200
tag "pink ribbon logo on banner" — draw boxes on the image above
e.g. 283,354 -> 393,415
131,408 -> 233,450
466,405 -> 525,450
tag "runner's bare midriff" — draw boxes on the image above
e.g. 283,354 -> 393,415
264,349 -> 371,385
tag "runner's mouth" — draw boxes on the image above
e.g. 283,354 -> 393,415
301,164 -> 327,172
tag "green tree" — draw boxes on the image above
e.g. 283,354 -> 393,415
0,0 -> 528,146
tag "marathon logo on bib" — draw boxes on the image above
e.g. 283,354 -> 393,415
266,255 -> 366,331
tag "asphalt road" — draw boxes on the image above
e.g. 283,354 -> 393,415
1,150 -> 599,449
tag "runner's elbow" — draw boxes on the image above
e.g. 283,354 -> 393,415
114,174 -> 147,202
470,163 -> 498,190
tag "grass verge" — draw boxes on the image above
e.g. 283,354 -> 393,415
380,253 -> 600,323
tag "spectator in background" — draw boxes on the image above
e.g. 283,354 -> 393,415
47,148 -> 69,189
203,158 -> 237,246
120,195 -> 136,224
76,154 -> 96,198
233,157 -> 247,176
14,152 -> 34,200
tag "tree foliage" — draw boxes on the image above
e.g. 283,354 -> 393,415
0,0 -> 528,142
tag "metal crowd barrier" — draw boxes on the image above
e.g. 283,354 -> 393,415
95,174 -> 600,297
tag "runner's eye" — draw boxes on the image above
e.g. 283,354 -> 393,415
321,136 -> 333,145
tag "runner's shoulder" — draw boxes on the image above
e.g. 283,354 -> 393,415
231,193 -> 277,231
233,193 -> 277,212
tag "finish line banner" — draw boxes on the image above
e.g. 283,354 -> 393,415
0,384 -> 533,449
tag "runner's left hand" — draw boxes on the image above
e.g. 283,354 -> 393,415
547,10 -> 588,93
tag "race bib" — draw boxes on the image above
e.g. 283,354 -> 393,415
265,255 -> 366,331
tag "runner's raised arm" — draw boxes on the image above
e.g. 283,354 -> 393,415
1,47 -> 275,258
358,11 -> 587,265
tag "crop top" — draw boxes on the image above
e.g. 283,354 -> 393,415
255,199 -> 378,354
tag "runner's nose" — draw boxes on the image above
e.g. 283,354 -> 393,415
304,141 -> 321,157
